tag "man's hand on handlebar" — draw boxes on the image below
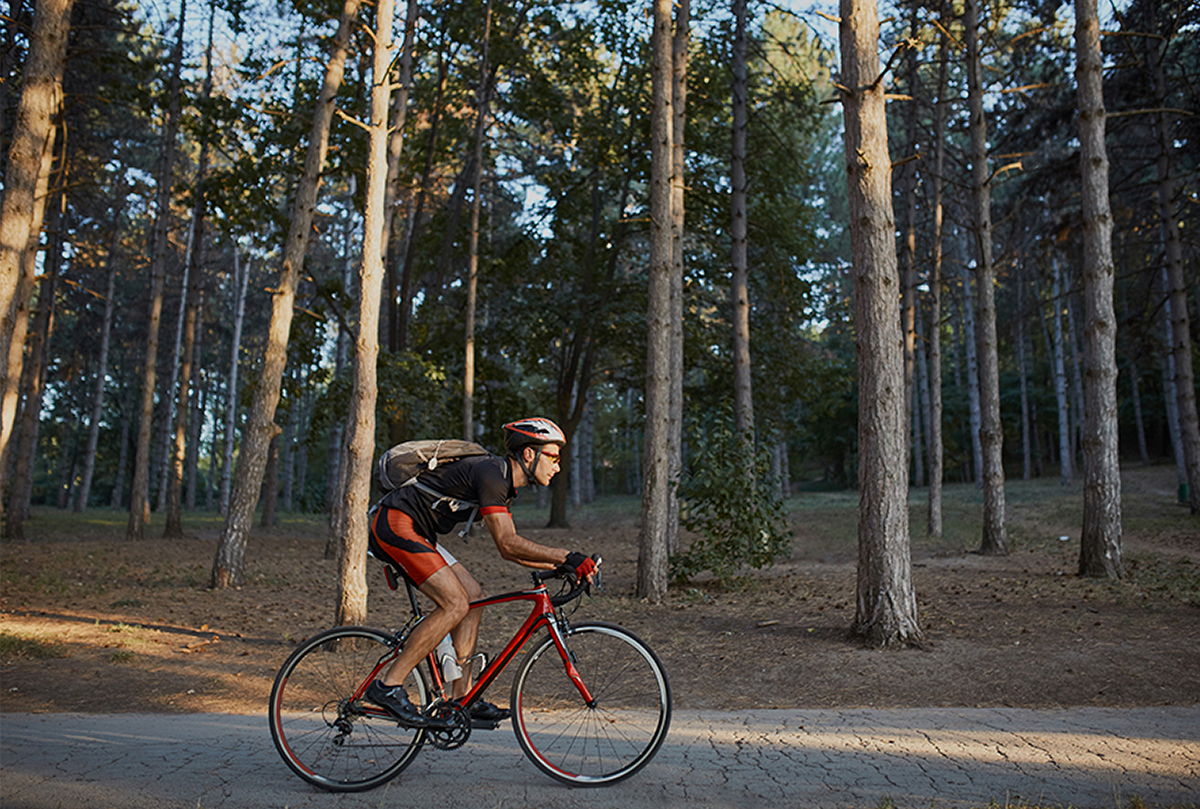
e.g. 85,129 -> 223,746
563,551 -> 601,586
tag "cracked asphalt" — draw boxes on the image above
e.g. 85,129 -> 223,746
2,707 -> 1198,808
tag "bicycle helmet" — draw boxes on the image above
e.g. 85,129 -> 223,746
503,418 -> 565,487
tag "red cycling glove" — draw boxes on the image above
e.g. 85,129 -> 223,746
564,551 -> 598,582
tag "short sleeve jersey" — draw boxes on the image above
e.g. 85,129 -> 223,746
379,454 -> 515,541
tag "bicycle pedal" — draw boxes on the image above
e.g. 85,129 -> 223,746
471,718 -> 501,730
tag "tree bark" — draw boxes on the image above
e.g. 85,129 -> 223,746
1051,255 -> 1073,485
730,0 -> 753,437
839,0 -> 922,647
667,0 -> 688,555
964,0 -> 1007,554
636,0 -> 675,602
7,267 -> 57,539
926,30 -> 949,538
335,0 -> 395,626
213,0 -> 361,587
1075,0 -> 1123,577
0,0 -> 73,484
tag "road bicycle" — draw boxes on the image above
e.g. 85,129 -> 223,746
268,558 -> 672,792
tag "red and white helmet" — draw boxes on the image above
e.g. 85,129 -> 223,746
502,418 -> 565,455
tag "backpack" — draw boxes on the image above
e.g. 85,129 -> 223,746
376,438 -> 491,492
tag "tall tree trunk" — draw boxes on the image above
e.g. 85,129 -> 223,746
165,0 -> 217,536
219,247 -> 249,514
261,433 -> 279,527
1075,0 -> 1123,577
111,381 -> 132,509
2,121 -> 54,523
667,0 -> 688,554
1051,255 -> 1073,485
730,0 -> 753,437
155,222 -> 194,514
900,8 -> 919,489
463,0 -> 492,441
335,0 -> 395,626
959,259 -> 982,483
76,225 -> 121,512
1129,358 -> 1150,466
382,0 -> 419,351
129,0 -> 186,540
1016,269 -> 1032,481
926,29 -> 949,538
1147,25 -> 1200,513
1066,292 -> 1085,466
0,0 -> 73,487
840,0 -> 921,647
964,0 -> 1007,555
7,267 -> 57,539
213,0 -> 361,587
636,0 -> 675,602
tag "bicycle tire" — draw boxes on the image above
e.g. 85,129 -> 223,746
268,626 -> 428,792
510,621 -> 672,786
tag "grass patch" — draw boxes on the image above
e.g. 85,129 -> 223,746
0,630 -> 69,659
109,649 -> 136,663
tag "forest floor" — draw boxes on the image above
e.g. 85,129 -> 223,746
2,464 -> 1198,715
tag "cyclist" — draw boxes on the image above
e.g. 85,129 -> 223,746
365,417 -> 600,729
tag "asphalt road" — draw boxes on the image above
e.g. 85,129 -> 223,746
2,707 -> 1198,808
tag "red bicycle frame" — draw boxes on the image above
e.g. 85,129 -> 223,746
352,571 -> 595,716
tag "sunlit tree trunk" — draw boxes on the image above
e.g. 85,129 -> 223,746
335,0 -> 395,626
964,0 -> 1007,555
840,0 -> 922,647
0,0 -> 72,521
212,0 -> 361,587
1075,0 -> 1123,577
636,0 -> 675,602
0,0 -> 70,427
7,265 -> 57,539
129,0 -> 186,541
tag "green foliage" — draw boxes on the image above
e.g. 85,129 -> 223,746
672,408 -> 793,588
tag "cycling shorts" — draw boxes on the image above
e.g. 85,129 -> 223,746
369,507 -> 459,586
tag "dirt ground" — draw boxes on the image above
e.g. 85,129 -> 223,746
2,465 -> 1198,715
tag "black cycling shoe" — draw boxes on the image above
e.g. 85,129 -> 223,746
470,699 -> 511,728
365,680 -> 430,728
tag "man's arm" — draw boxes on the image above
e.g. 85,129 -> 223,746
482,511 -> 567,570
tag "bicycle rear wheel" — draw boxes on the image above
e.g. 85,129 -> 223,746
269,626 -> 428,792
511,621 -> 671,786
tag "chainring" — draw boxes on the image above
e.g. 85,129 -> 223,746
426,702 -> 471,750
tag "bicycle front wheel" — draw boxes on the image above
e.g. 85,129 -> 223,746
511,621 -> 671,786
269,626 -> 428,792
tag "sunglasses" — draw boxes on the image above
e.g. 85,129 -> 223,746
541,450 -> 561,462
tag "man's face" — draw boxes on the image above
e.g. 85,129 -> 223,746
526,444 -> 562,486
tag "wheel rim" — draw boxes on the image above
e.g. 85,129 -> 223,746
269,628 -> 426,791
513,623 -> 671,785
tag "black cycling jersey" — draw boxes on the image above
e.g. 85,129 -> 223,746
379,454 -> 516,541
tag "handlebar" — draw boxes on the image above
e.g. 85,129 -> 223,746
533,554 -> 602,608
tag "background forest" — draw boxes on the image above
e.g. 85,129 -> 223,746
1,0 -> 1197,612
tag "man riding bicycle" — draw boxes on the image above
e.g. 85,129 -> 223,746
365,417 -> 600,729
